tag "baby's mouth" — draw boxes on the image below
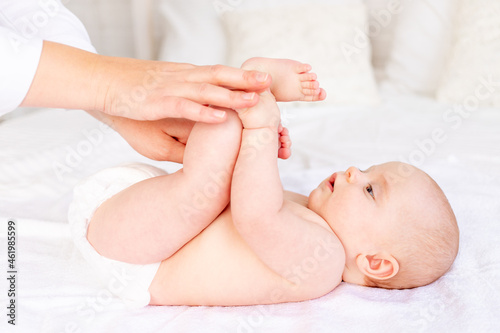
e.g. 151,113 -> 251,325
328,173 -> 337,192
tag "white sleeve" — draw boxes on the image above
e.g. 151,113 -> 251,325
0,27 -> 43,116
0,0 -> 96,116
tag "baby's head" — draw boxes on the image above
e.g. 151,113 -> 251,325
308,161 -> 459,289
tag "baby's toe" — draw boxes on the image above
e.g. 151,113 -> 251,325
299,72 -> 317,82
296,63 -> 312,74
302,88 -> 321,96
318,88 -> 327,100
302,88 -> 327,101
301,81 -> 320,90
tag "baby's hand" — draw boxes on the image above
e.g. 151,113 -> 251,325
278,124 -> 292,159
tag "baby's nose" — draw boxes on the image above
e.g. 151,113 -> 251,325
345,166 -> 360,183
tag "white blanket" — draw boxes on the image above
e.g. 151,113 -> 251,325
1,91 -> 499,332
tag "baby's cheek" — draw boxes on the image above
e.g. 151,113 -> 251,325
329,199 -> 355,225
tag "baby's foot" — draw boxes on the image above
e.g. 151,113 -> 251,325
241,57 -> 326,102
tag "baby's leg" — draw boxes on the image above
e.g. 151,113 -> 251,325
87,110 -> 242,265
238,57 -> 323,157
241,57 -> 326,102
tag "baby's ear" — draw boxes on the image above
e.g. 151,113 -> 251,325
356,252 -> 399,280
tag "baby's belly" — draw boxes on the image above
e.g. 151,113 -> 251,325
148,207 -> 296,306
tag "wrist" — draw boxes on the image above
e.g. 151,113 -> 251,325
90,54 -> 123,115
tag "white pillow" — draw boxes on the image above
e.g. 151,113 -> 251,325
156,0 -> 226,65
222,2 -> 379,106
65,0 -> 133,57
364,0 -> 401,82
381,0 -> 457,96
436,0 -> 500,108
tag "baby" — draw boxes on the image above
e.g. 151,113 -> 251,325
69,57 -> 459,307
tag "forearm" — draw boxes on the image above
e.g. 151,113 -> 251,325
231,127 -> 283,225
20,41 -> 105,111
20,41 -> 171,112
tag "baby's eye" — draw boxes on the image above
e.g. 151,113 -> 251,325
366,184 -> 374,198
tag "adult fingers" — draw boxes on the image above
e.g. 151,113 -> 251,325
149,96 -> 230,123
182,65 -> 271,91
180,82 -> 263,110
145,84 -> 261,122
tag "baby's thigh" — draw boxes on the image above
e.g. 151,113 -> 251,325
85,164 -> 231,265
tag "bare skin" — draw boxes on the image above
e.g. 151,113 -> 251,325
20,41 -> 274,162
21,42 -> 272,122
87,58 -> 343,306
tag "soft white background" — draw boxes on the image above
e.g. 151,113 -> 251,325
1,0 -> 500,332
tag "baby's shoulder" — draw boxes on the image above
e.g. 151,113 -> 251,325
281,191 -> 345,294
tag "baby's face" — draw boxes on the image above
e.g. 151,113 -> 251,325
308,162 -> 424,256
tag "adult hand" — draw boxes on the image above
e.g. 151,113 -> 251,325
87,110 -> 194,163
100,60 -> 272,123
22,41 -> 272,123
113,117 -> 194,163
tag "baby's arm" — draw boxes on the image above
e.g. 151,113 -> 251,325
231,61 -> 342,297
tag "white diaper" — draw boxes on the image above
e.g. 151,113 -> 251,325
68,163 -> 167,308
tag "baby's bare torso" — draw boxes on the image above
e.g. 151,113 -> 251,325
148,191 -> 344,306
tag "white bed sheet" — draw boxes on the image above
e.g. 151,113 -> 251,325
1,92 -> 499,332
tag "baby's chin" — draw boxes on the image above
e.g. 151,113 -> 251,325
306,190 -> 324,214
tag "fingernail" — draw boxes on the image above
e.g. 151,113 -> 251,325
255,72 -> 268,83
213,110 -> 226,118
242,92 -> 255,100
